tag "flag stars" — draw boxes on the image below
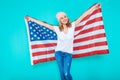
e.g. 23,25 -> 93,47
47,34 -> 50,36
31,37 -> 34,40
37,37 -> 40,39
30,27 -> 32,29
32,24 -> 35,26
43,32 -> 46,34
33,29 -> 36,32
28,21 -> 31,24
28,21 -> 57,41
43,36 -> 45,39
36,32 -> 39,34
50,31 -> 52,33
34,35 -> 37,37
43,27 -> 46,29
53,33 -> 56,36
30,32 -> 33,34
40,34 -> 42,37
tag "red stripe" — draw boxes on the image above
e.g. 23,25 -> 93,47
81,8 -> 102,22
75,17 -> 103,31
33,57 -> 56,64
72,49 -> 109,58
32,50 -> 55,56
32,41 -> 107,56
31,43 -> 57,49
74,25 -> 104,38
74,33 -> 106,43
79,25 -> 104,34
31,7 -> 109,64
86,17 -> 102,26
33,49 -> 109,64
74,41 -> 107,50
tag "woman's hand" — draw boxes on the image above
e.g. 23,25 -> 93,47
25,16 -> 33,21
90,3 -> 100,11
74,3 -> 101,26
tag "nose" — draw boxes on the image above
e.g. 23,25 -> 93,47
63,19 -> 67,22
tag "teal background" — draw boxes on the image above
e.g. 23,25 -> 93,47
0,0 -> 120,80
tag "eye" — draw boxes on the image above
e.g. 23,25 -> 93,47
64,16 -> 66,18
60,17 -> 63,19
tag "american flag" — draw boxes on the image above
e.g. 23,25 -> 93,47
25,4 -> 109,65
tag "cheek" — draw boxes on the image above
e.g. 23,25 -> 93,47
63,18 -> 68,23
60,19 -> 64,23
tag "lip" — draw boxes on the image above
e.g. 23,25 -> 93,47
63,19 -> 67,22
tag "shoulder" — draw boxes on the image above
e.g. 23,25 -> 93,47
53,26 -> 60,33
72,21 -> 75,25
71,21 -> 75,28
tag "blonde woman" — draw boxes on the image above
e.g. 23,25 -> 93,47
25,3 -> 99,80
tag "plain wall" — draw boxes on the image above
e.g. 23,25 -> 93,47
0,0 -> 120,80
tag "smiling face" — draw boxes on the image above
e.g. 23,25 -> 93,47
56,12 -> 71,31
59,15 -> 69,25
56,12 -> 69,25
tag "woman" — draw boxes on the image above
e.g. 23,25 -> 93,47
25,3 -> 100,80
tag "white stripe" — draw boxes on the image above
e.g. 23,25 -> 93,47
74,37 -> 107,47
75,29 -> 105,39
89,13 -> 102,21
89,7 -> 101,15
32,53 -> 55,60
75,21 -> 104,35
31,40 -> 57,45
77,12 -> 102,27
25,19 -> 34,65
73,45 -> 108,54
32,46 -> 108,60
32,46 -> 56,53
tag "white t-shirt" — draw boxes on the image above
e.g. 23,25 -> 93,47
54,22 -> 75,54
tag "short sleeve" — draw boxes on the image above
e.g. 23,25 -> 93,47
54,26 -> 59,34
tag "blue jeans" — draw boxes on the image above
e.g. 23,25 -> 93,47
55,51 -> 73,80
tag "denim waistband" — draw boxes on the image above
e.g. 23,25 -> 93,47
55,51 -> 72,55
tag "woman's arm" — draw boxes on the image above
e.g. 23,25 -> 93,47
25,16 -> 55,31
74,3 -> 100,26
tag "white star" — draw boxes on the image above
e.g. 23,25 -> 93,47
36,27 -> 38,29
37,37 -> 40,39
33,29 -> 36,32
32,24 -> 35,26
36,32 -> 39,34
43,37 -> 45,39
47,34 -> 50,36
43,32 -> 46,34
34,35 -> 37,37
50,31 -> 52,33
30,32 -> 33,35
31,37 -> 34,40
30,27 -> 32,29
28,21 -> 31,24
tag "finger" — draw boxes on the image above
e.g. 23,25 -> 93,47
25,16 -> 29,21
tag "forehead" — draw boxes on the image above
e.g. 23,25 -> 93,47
60,14 -> 67,18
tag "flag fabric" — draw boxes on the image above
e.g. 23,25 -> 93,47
25,4 -> 109,65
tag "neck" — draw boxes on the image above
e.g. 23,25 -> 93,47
63,24 -> 67,29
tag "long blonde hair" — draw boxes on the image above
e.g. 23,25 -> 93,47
59,18 -> 71,31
